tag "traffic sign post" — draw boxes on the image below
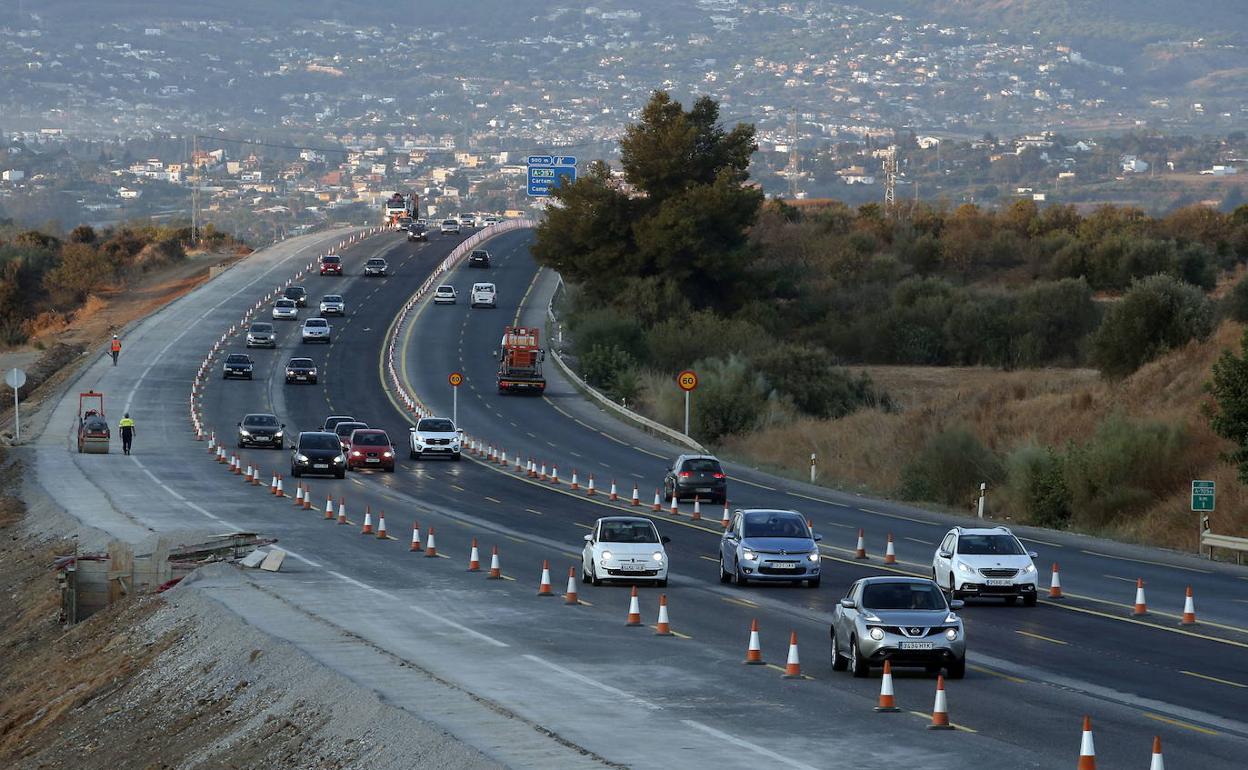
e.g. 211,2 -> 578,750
676,370 -> 698,437
449,372 -> 464,425
527,155 -> 577,197
1191,480 -> 1215,512
5,368 -> 25,440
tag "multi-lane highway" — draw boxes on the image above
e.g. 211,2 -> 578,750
55,224 -> 1248,767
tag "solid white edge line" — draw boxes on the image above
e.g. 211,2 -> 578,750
522,654 -> 660,711
681,719 -> 820,770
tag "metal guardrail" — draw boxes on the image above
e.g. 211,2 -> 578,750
1201,531 -> 1248,564
545,275 -> 706,454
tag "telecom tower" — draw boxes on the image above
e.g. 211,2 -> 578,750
883,144 -> 898,214
785,109 -> 799,198
190,134 -> 200,246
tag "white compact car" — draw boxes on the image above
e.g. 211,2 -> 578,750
319,294 -> 345,316
581,516 -> 670,587
272,298 -> 298,320
301,317 -> 331,343
440,219 -> 461,235
480,216 -> 500,227
470,282 -> 496,308
408,416 -> 462,460
433,285 -> 457,304
932,526 -> 1039,606
458,213 -> 476,228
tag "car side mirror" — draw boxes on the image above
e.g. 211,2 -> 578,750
1028,551 -> 1038,559
457,429 -> 465,436
583,534 -> 593,542
280,423 -> 285,428
237,421 -> 242,426
661,536 -> 671,544
939,550 -> 952,559
839,598 -> 857,609
813,534 -> 823,542
950,599 -> 965,611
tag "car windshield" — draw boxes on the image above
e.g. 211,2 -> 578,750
472,251 -> 487,257
250,323 -> 272,332
300,434 -> 340,451
418,418 -> 455,432
275,300 -> 294,308
599,521 -> 659,543
288,359 -> 313,367
437,286 -> 453,294
322,256 -> 339,263
957,534 -> 1025,555
443,220 -> 456,225
305,319 -> 327,328
323,296 -> 342,303
473,285 -> 493,292
681,458 -> 722,473
226,355 -> 250,363
285,288 -> 305,297
367,259 -> 385,266
742,513 -> 809,539
244,415 -> 279,427
861,582 -> 948,611
336,422 -> 367,437
354,432 -> 390,446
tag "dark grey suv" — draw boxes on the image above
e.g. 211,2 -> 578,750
662,454 -> 727,503
290,431 -> 346,478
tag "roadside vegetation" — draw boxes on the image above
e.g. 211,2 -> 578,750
535,90 -> 1248,548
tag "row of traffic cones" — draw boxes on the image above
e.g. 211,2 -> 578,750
1075,716 -> 1168,769
1044,564 -> 1199,625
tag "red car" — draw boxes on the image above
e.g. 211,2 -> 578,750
347,429 -> 395,472
319,254 -> 343,275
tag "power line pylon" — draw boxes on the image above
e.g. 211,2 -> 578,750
883,144 -> 898,214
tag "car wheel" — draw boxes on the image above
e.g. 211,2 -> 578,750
732,559 -> 747,587
589,564 -> 601,587
1023,592 -> 1037,607
238,440 -> 245,448
291,467 -> 301,478
948,573 -> 959,600
275,443 -> 282,451
718,556 -> 730,583
409,450 -> 419,460
452,452 -> 461,461
831,630 -> 848,671
1004,596 -> 1018,605
386,465 -> 395,473
807,577 -> 821,589
850,638 -> 870,678
946,658 -> 967,680
657,579 -> 667,588
582,563 -> 592,585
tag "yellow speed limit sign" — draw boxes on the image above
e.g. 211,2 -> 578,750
676,370 -> 698,392
448,371 -> 464,387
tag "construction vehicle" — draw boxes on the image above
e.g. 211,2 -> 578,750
382,192 -> 418,226
76,391 -> 110,454
496,326 -> 546,394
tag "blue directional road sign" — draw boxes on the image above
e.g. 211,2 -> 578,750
527,156 -> 577,197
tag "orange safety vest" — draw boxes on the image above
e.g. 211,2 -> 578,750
110,338 -> 121,353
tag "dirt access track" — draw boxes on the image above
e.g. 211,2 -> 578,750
0,228 -> 556,770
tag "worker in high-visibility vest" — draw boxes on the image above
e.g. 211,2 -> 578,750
109,334 -> 121,366
118,413 -> 136,455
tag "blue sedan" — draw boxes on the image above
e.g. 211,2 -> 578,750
719,509 -> 822,588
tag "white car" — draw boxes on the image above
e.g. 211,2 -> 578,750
582,516 -> 670,587
932,526 -> 1039,606
480,216 -> 500,227
470,282 -> 496,308
301,317 -> 331,343
319,294 -> 345,316
408,416 -> 462,460
440,219 -> 461,235
458,213 -> 476,228
272,298 -> 298,320
433,285 -> 457,304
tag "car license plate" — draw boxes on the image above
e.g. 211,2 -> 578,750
769,562 -> 798,569
313,463 -> 328,469
254,436 -> 269,442
297,375 -> 307,380
366,458 -> 379,463
619,564 -> 645,572
697,487 -> 712,493
986,579 -> 1012,586
899,641 -> 934,650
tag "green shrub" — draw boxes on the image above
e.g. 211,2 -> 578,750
646,311 -> 771,372
1012,278 -> 1099,367
754,343 -> 891,418
1091,274 -> 1214,378
1004,445 -> 1071,529
690,355 -> 770,442
899,428 -> 1003,506
1227,276 -> 1248,323
569,307 -> 647,363
578,344 -> 636,394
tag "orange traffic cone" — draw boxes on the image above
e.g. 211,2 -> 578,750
324,496 -> 334,520
1077,716 -> 1096,768
586,475 -> 597,496
270,473 -> 278,495
564,567 -> 579,605
410,521 -> 422,551
1150,735 -> 1164,770
875,660 -> 901,711
1049,563 -> 1063,598
336,497 -> 347,525
550,465 -> 560,485
243,464 -> 253,483
654,594 -> 673,635
1133,578 -> 1148,616
275,475 -> 285,497
651,489 -> 662,512
486,546 -> 502,579
927,675 -> 954,730
854,528 -> 868,559
1181,586 -> 1197,625
625,585 -> 642,626
424,527 -> 437,557
782,632 -> 802,678
609,480 -> 618,501
722,501 -> 732,529
744,619 -> 764,665
303,485 -> 314,510
360,506 -> 373,535
569,469 -> 580,490
691,496 -> 702,521
883,533 -> 896,564
293,483 -> 305,508
467,538 -> 481,571
539,462 -> 548,482
375,511 -> 388,539
537,560 -> 554,595
631,484 -> 640,506
670,493 -> 679,516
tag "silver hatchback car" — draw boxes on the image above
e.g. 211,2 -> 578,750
719,509 -> 822,587
831,576 -> 966,679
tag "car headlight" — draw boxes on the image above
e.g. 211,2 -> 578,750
869,627 -> 885,641
274,430 -> 283,439
957,562 -> 975,575
652,551 -> 664,562
296,454 -> 308,462
286,370 -> 295,376
601,550 -> 613,562
742,550 -> 758,561
239,429 -> 251,436
383,451 -> 393,458
332,456 -> 344,464
1021,563 -> 1036,575
351,451 -> 362,457
807,550 -> 820,562
945,628 -> 959,641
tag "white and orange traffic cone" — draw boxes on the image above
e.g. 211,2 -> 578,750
515,452 -> 523,473
527,459 -> 537,478
883,533 -> 896,564
1077,716 -> 1096,769
293,483 -> 304,508
270,473 -> 278,495
361,506 -> 374,535
691,496 -> 702,521
324,496 -> 334,520
486,546 -> 502,579
782,632 -> 802,678
625,585 -> 642,626
303,486 -> 314,510
1181,586 -> 1197,625
609,480 -> 618,501
250,466 -> 261,486
651,489 -> 662,512
875,660 -> 901,712
540,462 -> 549,482
670,493 -> 679,516
1133,578 -> 1148,616
654,594 -> 673,636
586,475 -> 597,496
927,675 -> 954,730
467,538 -> 481,571
722,501 -> 732,529
1149,735 -> 1164,770
537,560 -> 554,596
564,567 -> 579,605
854,528 -> 868,559
424,527 -> 437,557
631,484 -> 640,506
410,521 -> 422,551
375,511 -> 388,539
275,475 -> 285,498
337,498 -> 347,525
1049,563 -> 1063,598
569,469 -> 580,490
744,619 -> 764,665
243,464 -> 252,483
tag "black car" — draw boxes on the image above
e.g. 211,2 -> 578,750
290,431 -> 346,478
284,357 -> 318,384
238,413 -> 285,449
364,258 -> 388,277
222,353 -> 254,380
467,249 -> 491,268
407,223 -> 428,241
333,420 -> 369,450
284,285 -> 308,307
663,454 -> 728,504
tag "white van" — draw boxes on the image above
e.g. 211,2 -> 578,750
470,282 -> 497,309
